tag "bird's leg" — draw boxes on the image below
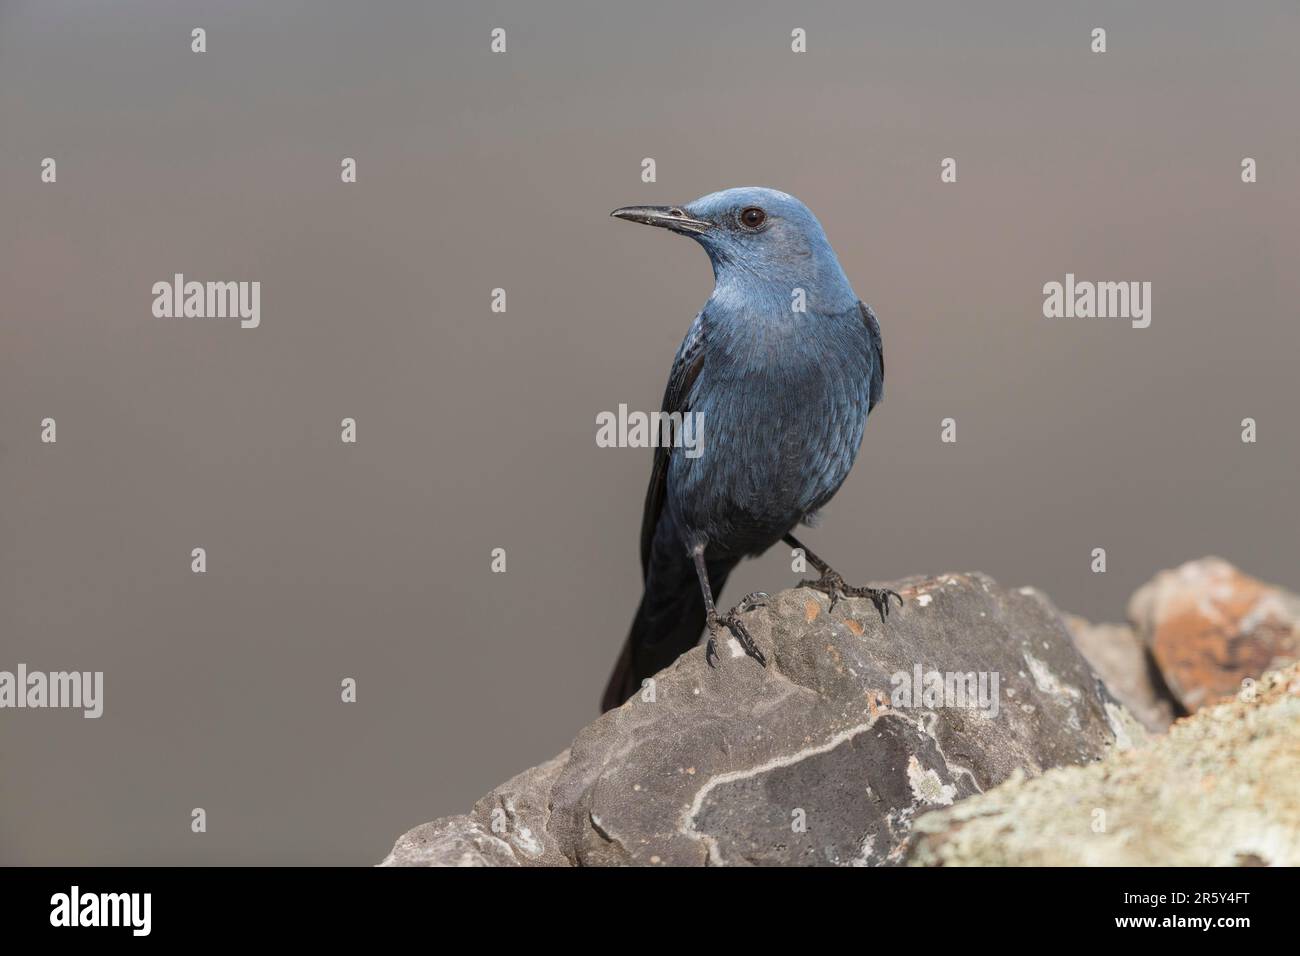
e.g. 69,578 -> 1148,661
691,546 -> 767,669
784,532 -> 903,623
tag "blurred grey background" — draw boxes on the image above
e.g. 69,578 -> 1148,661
1,0 -> 1297,864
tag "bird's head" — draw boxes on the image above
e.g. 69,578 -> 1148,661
611,186 -> 856,312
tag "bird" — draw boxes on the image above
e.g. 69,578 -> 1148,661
601,187 -> 901,712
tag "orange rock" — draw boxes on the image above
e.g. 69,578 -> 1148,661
1128,558 -> 1300,712
804,600 -> 819,623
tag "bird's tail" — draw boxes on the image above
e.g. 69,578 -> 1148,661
600,557 -> 734,712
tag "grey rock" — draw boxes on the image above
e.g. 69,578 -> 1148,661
1064,615 -> 1178,733
903,662 -> 1300,866
383,573 -> 1135,866
379,815 -> 518,867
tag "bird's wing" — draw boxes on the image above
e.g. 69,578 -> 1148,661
639,311 -> 707,576
860,301 -> 884,413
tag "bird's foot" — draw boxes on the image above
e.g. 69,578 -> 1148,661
705,592 -> 769,669
799,570 -> 903,623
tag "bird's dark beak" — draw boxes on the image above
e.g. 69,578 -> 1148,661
610,205 -> 713,236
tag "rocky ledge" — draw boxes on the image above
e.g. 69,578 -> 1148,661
381,558 -> 1298,867
904,660 -> 1299,866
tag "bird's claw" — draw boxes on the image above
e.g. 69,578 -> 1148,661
800,572 -> 903,624
853,586 -> 904,623
723,613 -> 767,667
705,595 -> 769,669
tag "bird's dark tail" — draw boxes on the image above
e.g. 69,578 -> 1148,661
600,557 -> 735,712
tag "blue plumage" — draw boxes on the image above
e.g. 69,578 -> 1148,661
603,188 -> 894,710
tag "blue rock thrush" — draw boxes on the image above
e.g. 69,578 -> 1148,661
602,187 -> 900,711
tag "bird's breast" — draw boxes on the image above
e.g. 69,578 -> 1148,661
668,321 -> 873,552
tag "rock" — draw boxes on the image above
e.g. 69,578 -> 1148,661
379,815 -> 518,867
903,662 -> 1300,866
1064,615 -> 1178,733
382,572 -> 1136,866
379,754 -> 571,867
1128,557 -> 1300,713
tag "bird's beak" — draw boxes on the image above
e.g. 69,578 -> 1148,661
610,205 -> 713,236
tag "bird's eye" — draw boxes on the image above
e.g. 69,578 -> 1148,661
739,207 -> 766,229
